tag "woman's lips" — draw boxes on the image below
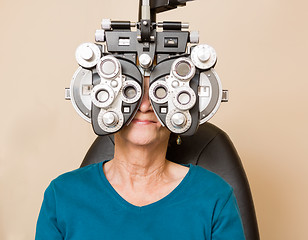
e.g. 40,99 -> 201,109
132,119 -> 157,125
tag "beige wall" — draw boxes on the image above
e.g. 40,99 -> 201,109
1,0 -> 307,239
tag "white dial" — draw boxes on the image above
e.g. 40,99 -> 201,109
102,112 -> 118,127
75,43 -> 101,68
171,112 -> 186,127
191,44 -> 217,70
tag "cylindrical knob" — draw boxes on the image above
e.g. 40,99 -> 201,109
171,112 -> 186,127
190,44 -> 217,70
101,19 -> 112,30
80,46 -> 93,60
190,31 -> 199,44
75,43 -> 101,68
198,48 -> 211,62
102,112 -> 118,127
141,0 -> 150,20
139,53 -> 152,69
181,22 -> 189,29
110,80 -> 118,88
172,80 -> 180,88
95,29 -> 105,42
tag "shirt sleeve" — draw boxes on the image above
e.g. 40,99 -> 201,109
35,182 -> 64,240
211,189 -> 246,240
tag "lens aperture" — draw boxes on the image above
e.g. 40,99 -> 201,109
124,86 -> 137,99
101,60 -> 116,75
178,91 -> 191,105
97,90 -> 109,103
176,62 -> 191,77
155,86 -> 167,99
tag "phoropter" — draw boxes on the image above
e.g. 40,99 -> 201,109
65,0 -> 228,136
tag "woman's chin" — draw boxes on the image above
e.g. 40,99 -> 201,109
117,122 -> 170,147
125,128 -> 159,146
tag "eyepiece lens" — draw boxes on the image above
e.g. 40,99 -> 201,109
176,62 -> 191,77
124,86 -> 137,99
102,60 -> 116,75
97,90 -> 109,103
155,86 -> 167,99
178,92 -> 191,105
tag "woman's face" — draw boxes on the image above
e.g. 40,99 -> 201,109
115,76 -> 170,146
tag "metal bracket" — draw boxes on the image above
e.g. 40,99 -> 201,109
222,90 -> 229,102
65,88 -> 71,100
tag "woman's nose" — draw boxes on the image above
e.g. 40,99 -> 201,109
138,77 -> 152,112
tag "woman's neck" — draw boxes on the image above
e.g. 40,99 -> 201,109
106,134 -> 170,190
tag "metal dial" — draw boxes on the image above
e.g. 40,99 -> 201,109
96,55 -> 121,79
191,44 -> 217,70
172,87 -> 196,111
102,111 -> 118,127
97,108 -> 124,133
91,84 -> 115,108
75,43 -> 101,68
171,57 -> 196,81
120,80 -> 142,104
149,80 -> 169,104
166,109 -> 192,134
171,112 -> 186,127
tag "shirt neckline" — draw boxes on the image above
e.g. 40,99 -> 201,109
98,159 -> 195,212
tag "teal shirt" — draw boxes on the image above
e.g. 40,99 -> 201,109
36,160 -> 245,240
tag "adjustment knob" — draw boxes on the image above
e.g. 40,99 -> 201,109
197,47 -> 211,62
171,112 -> 186,127
191,44 -> 217,70
139,54 -> 152,69
80,46 -> 93,60
101,19 -> 112,30
190,31 -> 199,44
95,29 -> 105,42
102,111 -> 118,127
75,43 -> 101,68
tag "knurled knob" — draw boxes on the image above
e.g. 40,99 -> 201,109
190,31 -> 199,44
95,29 -> 105,42
102,112 -> 118,127
101,19 -> 112,30
139,53 -> 152,69
198,47 -> 211,62
171,112 -> 186,127
80,46 -> 93,60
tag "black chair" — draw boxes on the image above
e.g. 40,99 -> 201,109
81,122 -> 260,240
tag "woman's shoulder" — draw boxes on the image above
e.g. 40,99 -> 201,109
50,161 -> 105,188
190,164 -> 233,196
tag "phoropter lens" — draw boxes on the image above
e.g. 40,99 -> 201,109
177,91 -> 191,105
101,60 -> 116,75
124,86 -> 137,99
155,86 -> 167,99
176,62 -> 191,77
96,90 -> 109,103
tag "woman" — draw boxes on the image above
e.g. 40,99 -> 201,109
36,77 -> 245,239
